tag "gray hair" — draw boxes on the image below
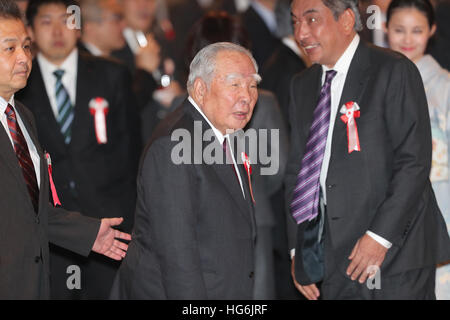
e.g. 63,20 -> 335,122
186,42 -> 260,94
322,0 -> 363,32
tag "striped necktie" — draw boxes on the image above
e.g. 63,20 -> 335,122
5,104 -> 40,213
290,70 -> 337,224
53,69 -> 74,144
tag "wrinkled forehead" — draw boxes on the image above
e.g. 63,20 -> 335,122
0,18 -> 30,42
292,0 -> 326,16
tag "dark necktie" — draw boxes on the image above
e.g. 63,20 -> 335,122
290,70 -> 337,224
5,104 -> 40,213
54,69 -> 74,144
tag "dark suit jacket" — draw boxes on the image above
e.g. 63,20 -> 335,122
110,99 -> 256,299
241,6 -> 281,69
285,40 -> 450,286
260,42 -> 307,127
0,100 -> 100,299
16,53 -> 139,231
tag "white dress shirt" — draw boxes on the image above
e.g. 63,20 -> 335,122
37,49 -> 78,119
0,95 -> 41,188
188,96 -> 245,198
319,34 -> 391,249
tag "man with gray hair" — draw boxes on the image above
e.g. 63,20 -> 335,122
286,0 -> 450,299
110,42 -> 261,299
79,0 -> 126,57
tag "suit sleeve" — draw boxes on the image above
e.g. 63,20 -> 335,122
369,58 -> 433,246
284,75 -> 303,253
47,207 -> 100,257
140,138 -> 207,299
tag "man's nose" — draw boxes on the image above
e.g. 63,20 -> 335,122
294,21 -> 309,42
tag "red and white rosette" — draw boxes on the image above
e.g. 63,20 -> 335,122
46,152 -> 61,207
340,101 -> 361,154
241,152 -> 255,203
89,97 -> 109,144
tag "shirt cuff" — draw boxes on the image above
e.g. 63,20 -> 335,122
290,248 -> 296,260
366,231 -> 392,249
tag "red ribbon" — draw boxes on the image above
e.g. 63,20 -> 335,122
340,101 -> 361,154
89,97 -> 109,144
46,153 -> 61,207
241,152 -> 255,203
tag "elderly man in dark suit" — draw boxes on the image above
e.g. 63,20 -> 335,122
110,42 -> 260,299
286,0 -> 450,300
0,0 -> 130,300
15,0 -> 140,299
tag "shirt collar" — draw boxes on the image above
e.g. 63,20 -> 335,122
188,96 -> 226,144
322,34 -> 360,76
37,48 -> 79,79
83,42 -> 103,57
0,95 -> 15,116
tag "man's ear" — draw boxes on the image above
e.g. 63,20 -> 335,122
192,78 -> 207,106
340,8 -> 356,35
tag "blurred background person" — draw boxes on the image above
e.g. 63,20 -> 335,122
428,0 -> 450,70
386,0 -> 450,299
113,0 -> 183,142
79,0 -> 126,58
240,0 -> 282,69
17,0 -> 140,299
258,0 -> 308,129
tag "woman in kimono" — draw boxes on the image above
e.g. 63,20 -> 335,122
386,0 -> 450,299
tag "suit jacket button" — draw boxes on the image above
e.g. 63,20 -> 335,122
249,271 -> 254,279
34,256 -> 41,263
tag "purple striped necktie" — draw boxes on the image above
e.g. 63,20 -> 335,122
290,70 -> 337,224
5,104 -> 40,213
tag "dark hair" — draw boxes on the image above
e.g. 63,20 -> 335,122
185,11 -> 251,64
26,0 -> 79,27
322,0 -> 363,31
182,11 -> 251,85
386,0 -> 435,28
0,0 -> 22,20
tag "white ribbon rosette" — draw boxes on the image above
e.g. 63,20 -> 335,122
89,97 -> 109,144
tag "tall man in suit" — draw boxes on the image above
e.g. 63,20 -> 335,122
0,0 -> 131,299
110,42 -> 260,299
286,0 -> 450,300
16,0 -> 140,299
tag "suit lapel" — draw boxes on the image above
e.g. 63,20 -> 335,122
15,101 -> 49,215
330,41 -> 372,160
0,120 -> 26,190
71,53 -> 92,149
298,64 -> 323,139
186,104 -> 254,227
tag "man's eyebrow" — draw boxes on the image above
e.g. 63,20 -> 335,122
1,37 -> 19,43
225,73 -> 262,82
1,36 -> 32,43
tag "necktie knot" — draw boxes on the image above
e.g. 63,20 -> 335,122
5,103 -> 15,119
53,69 -> 65,80
324,70 -> 337,85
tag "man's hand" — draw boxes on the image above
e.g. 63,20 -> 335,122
291,257 -> 320,300
136,34 -> 161,74
92,217 -> 132,261
346,234 -> 388,284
